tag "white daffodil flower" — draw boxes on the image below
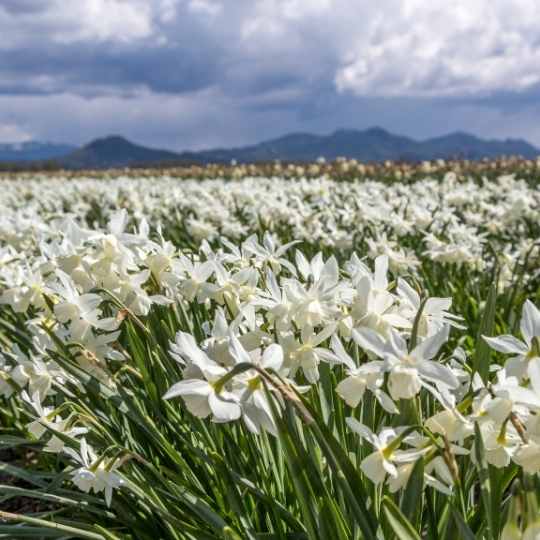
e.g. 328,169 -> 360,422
425,408 -> 473,444
4,344 -> 64,402
64,438 -> 124,507
321,334 -> 397,413
346,418 -> 424,485
396,278 -> 464,338
512,441 -> 540,474
173,255 -> 215,303
287,324 -> 336,383
242,232 -> 298,275
483,300 -> 540,394
205,263 -> 258,312
228,333 -> 284,435
473,370 -> 540,424
0,265 -> 52,313
348,255 -> 411,337
478,421 -> 521,468
23,392 -> 87,453
145,239 -> 177,285
164,331 -> 241,422
346,418 -> 400,484
353,324 -> 458,405
253,269 -> 293,331
52,270 -> 118,339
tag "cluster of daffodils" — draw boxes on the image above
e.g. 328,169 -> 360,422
160,241 -> 540,494
0,172 -> 538,283
1,186 -> 539,512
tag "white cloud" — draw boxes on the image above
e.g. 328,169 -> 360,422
157,0 -> 179,22
232,0 -> 540,97
0,0 -> 155,46
53,0 -> 154,43
188,0 -> 222,17
333,0 -> 540,96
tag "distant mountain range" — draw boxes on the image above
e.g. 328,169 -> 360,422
1,128 -> 538,169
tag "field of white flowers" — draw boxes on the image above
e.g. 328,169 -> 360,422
0,170 -> 539,539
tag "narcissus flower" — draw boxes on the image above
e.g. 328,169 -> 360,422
64,438 -> 124,507
163,332 -> 241,422
346,418 -> 425,485
483,300 -> 540,394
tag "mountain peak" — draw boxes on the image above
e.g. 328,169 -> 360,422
433,131 -> 480,141
62,135 -> 184,169
364,126 -> 391,136
86,135 -> 134,149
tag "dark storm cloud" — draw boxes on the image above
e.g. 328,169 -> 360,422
0,44 -> 222,95
456,87 -> 540,114
0,0 -> 50,15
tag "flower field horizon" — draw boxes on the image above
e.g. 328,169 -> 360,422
0,164 -> 539,539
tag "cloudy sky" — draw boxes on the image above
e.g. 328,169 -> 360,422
2,0 -> 540,150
